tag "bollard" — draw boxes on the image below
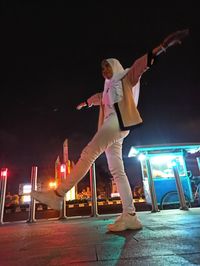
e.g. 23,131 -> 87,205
59,164 -> 67,220
59,195 -> 67,220
196,157 -> 200,173
90,163 -> 98,217
27,166 -> 38,223
146,159 -> 160,212
172,161 -> 189,210
0,168 -> 8,225
59,139 -> 68,220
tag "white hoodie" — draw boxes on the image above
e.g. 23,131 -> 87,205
102,58 -> 140,119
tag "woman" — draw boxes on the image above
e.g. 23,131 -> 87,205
32,29 -> 189,232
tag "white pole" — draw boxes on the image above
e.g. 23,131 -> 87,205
90,163 -> 98,217
27,166 -> 38,223
0,168 -> 8,225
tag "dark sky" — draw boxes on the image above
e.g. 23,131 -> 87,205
0,4 -> 200,191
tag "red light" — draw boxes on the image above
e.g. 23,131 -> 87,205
1,168 -> 8,177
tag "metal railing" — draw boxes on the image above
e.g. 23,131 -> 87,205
146,159 -> 160,213
0,159 -> 192,225
172,161 -> 189,210
27,164 -> 99,223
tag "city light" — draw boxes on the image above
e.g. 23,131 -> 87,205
1,168 -> 8,177
22,195 -> 31,203
111,192 -> 120,198
128,147 -> 139,157
66,187 -> 76,201
60,164 -> 66,173
138,153 -> 146,161
23,184 -> 32,194
49,181 -> 57,189
150,155 -> 176,164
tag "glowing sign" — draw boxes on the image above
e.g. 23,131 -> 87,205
23,184 -> 32,194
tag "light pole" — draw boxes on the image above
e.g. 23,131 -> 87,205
0,168 -> 8,225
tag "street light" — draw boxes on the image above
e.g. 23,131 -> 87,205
49,181 -> 57,189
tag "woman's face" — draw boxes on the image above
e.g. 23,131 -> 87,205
101,60 -> 113,79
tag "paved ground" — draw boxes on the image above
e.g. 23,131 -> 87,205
0,208 -> 200,265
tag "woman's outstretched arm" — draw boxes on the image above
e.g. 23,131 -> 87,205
126,28 -> 189,86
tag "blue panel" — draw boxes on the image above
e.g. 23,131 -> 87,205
144,177 -> 194,204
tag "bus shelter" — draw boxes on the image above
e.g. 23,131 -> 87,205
128,143 -> 200,209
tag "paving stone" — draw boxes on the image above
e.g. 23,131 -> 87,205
0,208 -> 200,265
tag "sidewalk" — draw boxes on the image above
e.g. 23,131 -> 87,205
0,208 -> 200,265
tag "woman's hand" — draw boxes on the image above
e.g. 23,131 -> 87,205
162,28 -> 189,50
76,102 -> 88,110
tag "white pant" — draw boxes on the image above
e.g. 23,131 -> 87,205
58,113 -> 135,213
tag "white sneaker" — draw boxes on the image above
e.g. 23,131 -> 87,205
107,213 -> 143,232
31,190 -> 63,211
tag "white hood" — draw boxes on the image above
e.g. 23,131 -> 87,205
102,58 -> 140,106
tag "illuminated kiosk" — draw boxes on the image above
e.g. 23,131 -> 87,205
128,143 -> 200,207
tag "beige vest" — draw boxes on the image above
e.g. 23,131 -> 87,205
98,76 -> 143,131
98,53 -> 150,130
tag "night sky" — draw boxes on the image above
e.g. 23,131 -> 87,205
0,4 -> 200,192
